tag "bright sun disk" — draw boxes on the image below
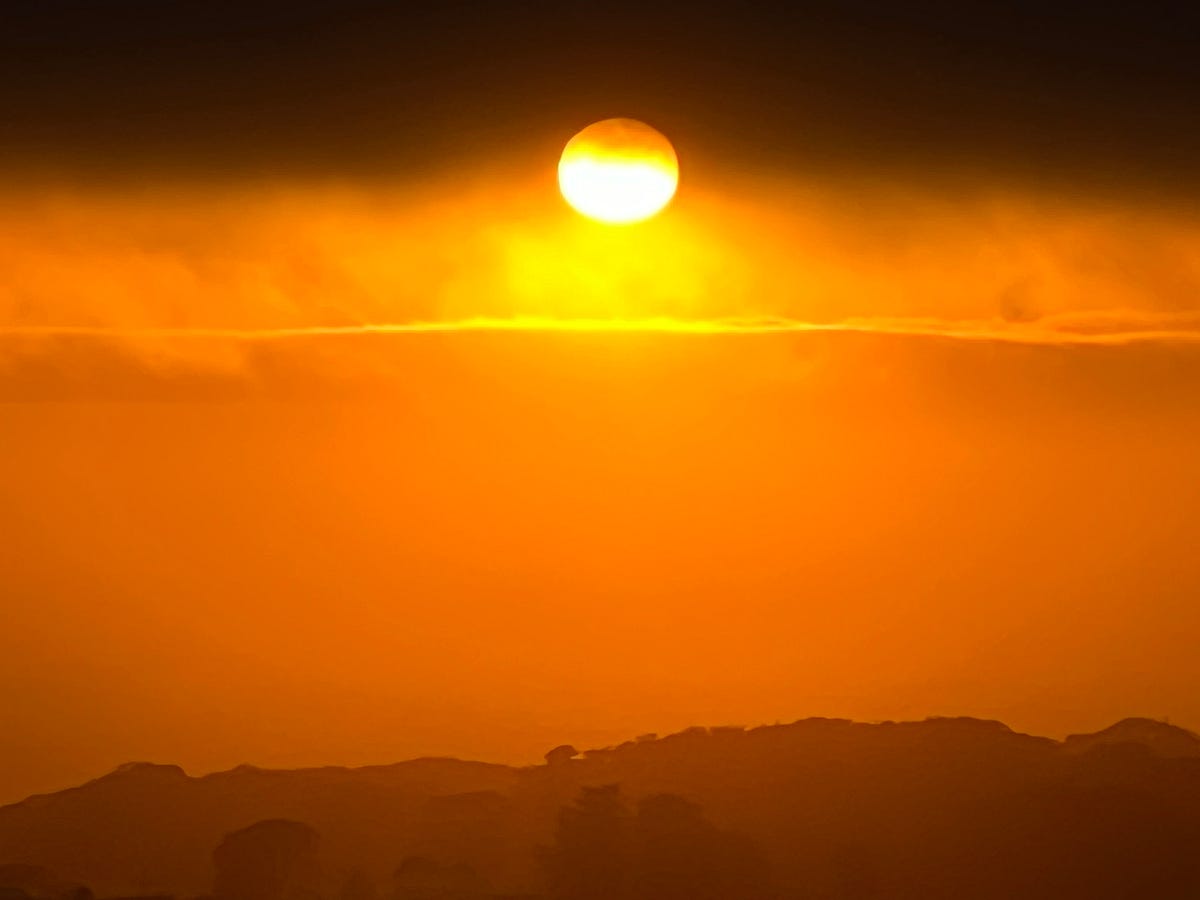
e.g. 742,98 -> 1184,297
558,118 -> 679,225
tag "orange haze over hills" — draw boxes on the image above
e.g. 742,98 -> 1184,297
2,159 -> 1200,805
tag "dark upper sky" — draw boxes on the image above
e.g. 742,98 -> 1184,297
2,1 -> 1199,193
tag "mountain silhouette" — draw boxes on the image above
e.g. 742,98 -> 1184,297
2,718 -> 1200,899
1062,717 -> 1200,758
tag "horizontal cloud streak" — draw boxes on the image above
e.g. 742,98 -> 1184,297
4,309 -> 1200,346
4,316 -> 1200,408
3,173 -> 1199,405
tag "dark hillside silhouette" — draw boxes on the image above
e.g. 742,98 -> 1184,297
543,787 -> 768,900
213,820 -> 320,900
391,855 -> 489,900
1062,717 -> 1200,758
0,864 -> 91,900
542,786 -> 631,900
2,718 -> 1200,899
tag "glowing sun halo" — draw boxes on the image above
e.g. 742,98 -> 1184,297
558,119 -> 679,225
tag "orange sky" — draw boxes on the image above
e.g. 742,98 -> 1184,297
2,161 -> 1200,804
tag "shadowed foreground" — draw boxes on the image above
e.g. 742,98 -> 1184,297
2,717 -> 1200,900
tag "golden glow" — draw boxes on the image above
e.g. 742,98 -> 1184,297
5,174 -> 1200,806
558,119 -> 679,224
4,179 -> 1199,333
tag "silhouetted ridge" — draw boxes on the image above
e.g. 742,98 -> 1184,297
2,717 -> 1199,899
104,763 -> 188,781
1063,717 -> 1200,758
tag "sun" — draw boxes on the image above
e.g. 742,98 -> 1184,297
558,119 -> 679,225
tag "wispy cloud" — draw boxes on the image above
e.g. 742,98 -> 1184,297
4,309 -> 1200,346
2,177 -> 1199,338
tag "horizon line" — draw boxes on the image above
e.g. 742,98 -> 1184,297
4,713 -> 1194,809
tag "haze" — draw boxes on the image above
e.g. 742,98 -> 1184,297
2,1 -> 1200,809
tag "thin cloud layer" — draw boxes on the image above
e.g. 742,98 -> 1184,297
2,173 -> 1199,336
3,171 -> 1199,401
6,308 -> 1200,343
4,325 -> 1200,405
